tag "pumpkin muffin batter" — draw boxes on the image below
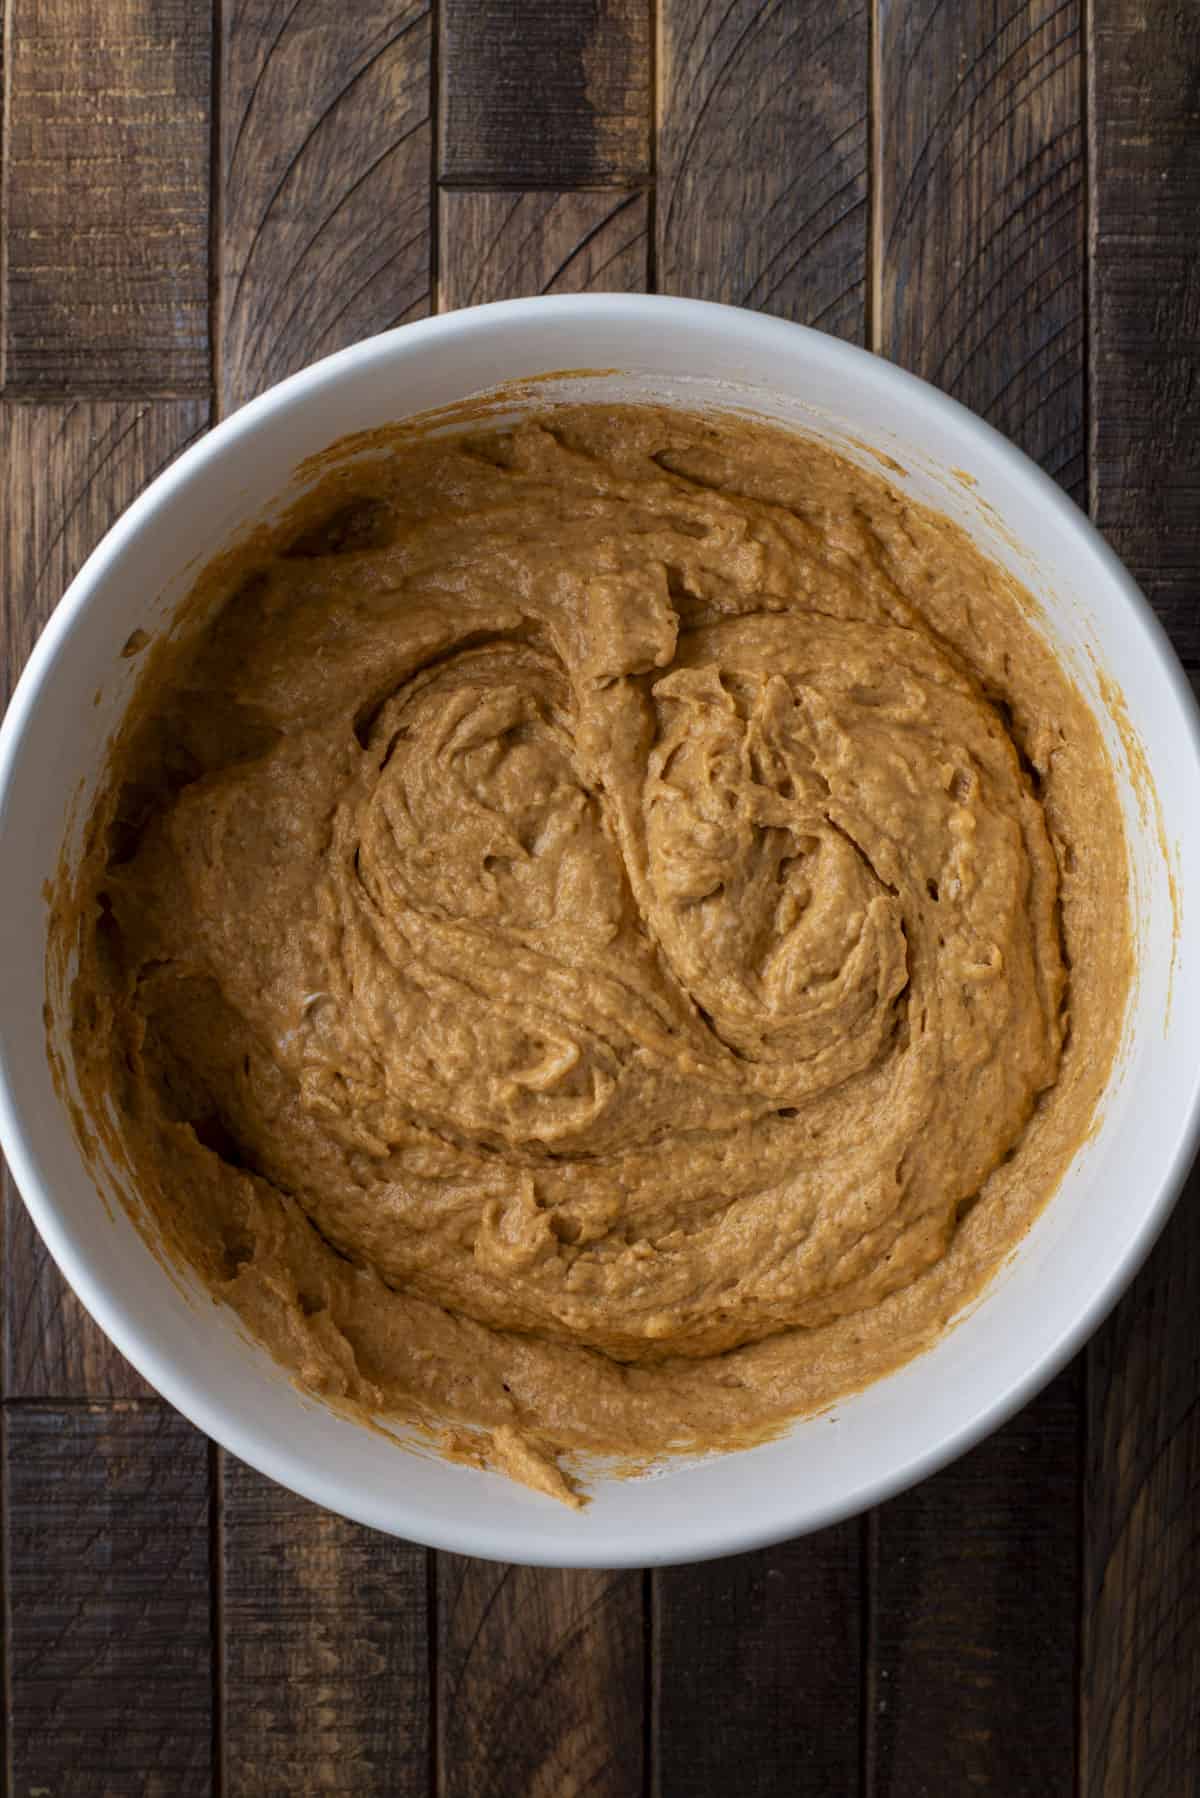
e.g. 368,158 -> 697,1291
58,405 -> 1131,1504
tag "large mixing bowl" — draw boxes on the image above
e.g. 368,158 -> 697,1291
1,296 -> 1197,1566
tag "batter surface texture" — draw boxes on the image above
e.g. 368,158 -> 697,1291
60,406 -> 1131,1503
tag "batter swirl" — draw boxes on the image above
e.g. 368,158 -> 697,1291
60,406 -> 1128,1502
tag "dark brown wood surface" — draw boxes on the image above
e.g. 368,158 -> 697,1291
867,1368 -> 1082,1795
5,0 -> 212,392
653,1525 -> 864,1796
6,1404 -> 213,1794
219,0 -> 433,413
879,0 -> 1086,498
657,0 -> 868,339
439,0 -> 651,186
437,1560 -> 645,1797
439,190 -> 650,308
221,1459 -> 431,1793
0,2 -> 1197,1793
1089,0 -> 1200,664
1082,7 -> 1200,1792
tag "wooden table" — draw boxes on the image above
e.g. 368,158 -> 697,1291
1,2 -> 1197,1792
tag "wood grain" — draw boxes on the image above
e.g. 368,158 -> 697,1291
1082,8 -> 1200,1772
432,155 -> 649,1798
872,18 -> 1091,1773
652,1525 -> 863,1797
1088,0 -> 1200,664
0,401 -> 210,701
657,1 -> 867,340
1,1186 -> 155,1399
1083,1162 -> 1200,1797
6,1402 -> 213,1795
221,1457 -> 430,1795
878,0 -> 1086,498
439,190 -> 649,310
436,1557 -> 644,1797
642,15 -> 889,1788
0,399 -> 209,1400
866,1367 -> 1081,1795
4,0 -> 211,393
439,0 -> 651,188
220,0 -> 432,414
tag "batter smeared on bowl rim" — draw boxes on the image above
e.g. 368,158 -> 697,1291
56,405 -> 1132,1504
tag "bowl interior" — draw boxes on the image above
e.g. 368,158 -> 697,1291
2,298 -> 1198,1566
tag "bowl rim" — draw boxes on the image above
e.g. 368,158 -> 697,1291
2,292 -> 1199,1567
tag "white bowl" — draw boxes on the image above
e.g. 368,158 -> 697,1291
2,296 -> 1198,1568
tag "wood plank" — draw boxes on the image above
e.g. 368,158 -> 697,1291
1,398 -> 209,1399
0,401 -> 210,700
221,1457 -> 431,1794
657,1 -> 868,341
1083,13 -> 1200,1776
1,1180 -> 155,1398
220,0 -> 433,415
652,1525 -> 863,1798
439,190 -> 649,311
650,13 -> 870,1787
879,0 -> 1086,499
4,0 -> 211,393
869,14 -> 1088,1778
432,160 -> 646,1798
5,1402 -> 213,1795
1083,1160 -> 1200,1798
1089,0 -> 1200,664
866,1367 -> 1081,1795
439,0 -> 651,187
436,1557 -> 644,1797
